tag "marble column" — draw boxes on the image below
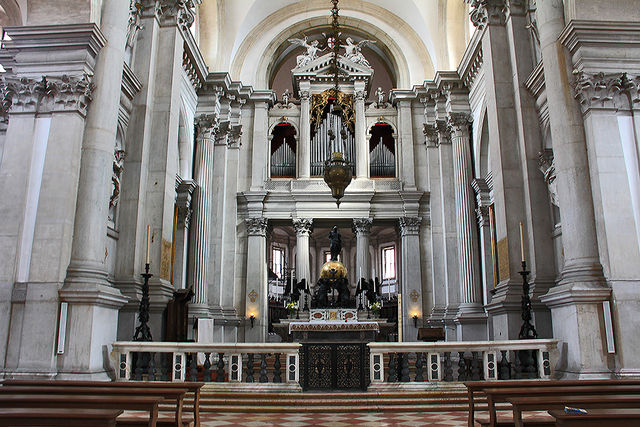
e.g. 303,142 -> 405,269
299,85 -> 311,179
353,218 -> 372,304
399,216 -> 423,342
188,114 -> 218,317
448,113 -> 487,340
60,0 -> 130,378
293,218 -> 313,289
245,217 -> 269,342
536,0 -> 610,378
354,83 -> 368,179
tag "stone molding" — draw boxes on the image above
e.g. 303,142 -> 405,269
1,74 -> 94,117
573,71 -> 640,112
293,218 -> 313,236
352,218 -> 373,235
245,217 -> 268,237
399,216 -> 422,236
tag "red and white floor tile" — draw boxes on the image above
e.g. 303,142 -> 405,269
198,412 -> 468,426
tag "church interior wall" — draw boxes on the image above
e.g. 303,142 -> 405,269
0,0 -> 639,379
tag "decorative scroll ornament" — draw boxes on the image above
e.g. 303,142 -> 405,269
538,149 -> 558,207
399,216 -> 422,236
352,218 -> 373,235
464,0 -> 508,30
1,74 -> 94,116
126,1 -> 144,48
293,218 -> 313,236
310,89 -> 355,134
109,148 -> 126,214
245,217 -> 268,236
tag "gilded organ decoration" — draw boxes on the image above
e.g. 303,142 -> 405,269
310,89 -> 355,135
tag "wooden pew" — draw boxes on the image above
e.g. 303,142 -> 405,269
3,380 -> 204,427
483,384 -> 640,426
508,394 -> 640,427
549,408 -> 640,426
0,394 -> 161,427
0,386 -> 187,426
465,379 -> 640,427
0,408 -> 123,426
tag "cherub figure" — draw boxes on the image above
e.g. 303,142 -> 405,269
341,37 -> 375,68
289,36 -> 325,68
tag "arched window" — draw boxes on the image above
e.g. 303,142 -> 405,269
270,123 -> 297,178
369,123 -> 395,177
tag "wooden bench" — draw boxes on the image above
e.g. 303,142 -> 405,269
0,386 -> 187,426
0,407 -> 123,426
508,394 -> 640,427
3,380 -> 204,427
549,408 -> 640,426
465,379 -> 640,427
0,394 -> 161,427
483,384 -> 640,426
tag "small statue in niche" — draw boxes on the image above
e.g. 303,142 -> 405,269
281,89 -> 290,107
341,37 -> 375,68
328,226 -> 342,261
289,36 -> 324,68
375,87 -> 385,108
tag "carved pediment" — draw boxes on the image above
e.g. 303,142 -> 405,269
292,53 -> 373,95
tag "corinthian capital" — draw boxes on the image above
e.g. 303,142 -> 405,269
352,218 -> 373,236
245,217 -> 268,237
573,71 -> 626,112
144,0 -> 200,31
399,216 -> 422,236
293,218 -> 313,236
1,74 -> 94,116
447,112 -> 472,137
195,113 -> 219,140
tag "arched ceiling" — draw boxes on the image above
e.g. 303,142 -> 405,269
197,0 -> 470,89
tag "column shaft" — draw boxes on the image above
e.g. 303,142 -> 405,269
399,217 -> 422,341
293,218 -> 313,285
355,88 -> 368,178
245,218 -> 268,342
299,90 -> 311,178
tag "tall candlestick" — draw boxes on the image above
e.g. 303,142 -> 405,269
146,225 -> 151,265
519,222 -> 525,262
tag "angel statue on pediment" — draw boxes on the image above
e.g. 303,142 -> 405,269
289,36 -> 325,68
341,37 -> 375,68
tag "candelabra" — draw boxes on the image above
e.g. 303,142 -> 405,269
517,260 -> 538,379
133,262 -> 153,342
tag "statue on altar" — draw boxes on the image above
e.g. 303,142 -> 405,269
312,226 -> 353,308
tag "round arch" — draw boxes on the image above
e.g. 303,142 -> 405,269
229,0 -> 435,89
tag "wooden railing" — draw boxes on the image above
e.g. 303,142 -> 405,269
368,339 -> 558,384
111,342 -> 301,386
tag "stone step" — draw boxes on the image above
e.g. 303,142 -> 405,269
196,403 -> 473,413
197,397 -> 471,406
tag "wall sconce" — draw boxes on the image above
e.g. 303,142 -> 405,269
249,313 -> 255,328
412,313 -> 419,328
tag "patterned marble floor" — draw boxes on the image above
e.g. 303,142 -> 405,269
198,412 -> 468,426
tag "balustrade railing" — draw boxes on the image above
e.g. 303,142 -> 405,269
111,342 -> 301,385
368,340 -> 558,384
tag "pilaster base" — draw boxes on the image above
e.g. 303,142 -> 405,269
541,283 -> 612,379
454,310 -> 488,341
57,283 -> 127,380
